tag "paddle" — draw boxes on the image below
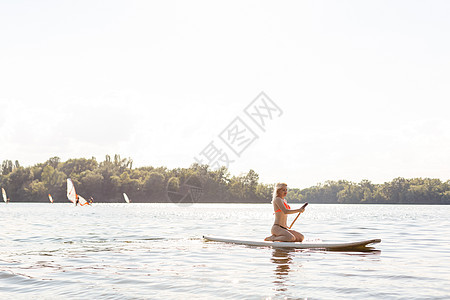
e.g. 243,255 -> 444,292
289,202 -> 308,229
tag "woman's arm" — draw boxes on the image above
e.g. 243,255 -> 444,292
273,197 -> 304,214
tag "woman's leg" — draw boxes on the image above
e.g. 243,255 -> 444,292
289,230 -> 304,242
268,225 -> 296,242
264,235 -> 276,241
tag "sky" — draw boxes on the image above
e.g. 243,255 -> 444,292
1,0 -> 449,188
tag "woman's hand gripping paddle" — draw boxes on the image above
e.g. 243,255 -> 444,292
289,202 -> 308,229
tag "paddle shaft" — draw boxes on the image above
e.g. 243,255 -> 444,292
289,202 -> 308,229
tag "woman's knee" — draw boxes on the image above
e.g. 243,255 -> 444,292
288,233 -> 296,242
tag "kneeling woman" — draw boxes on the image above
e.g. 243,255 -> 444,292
265,183 -> 306,242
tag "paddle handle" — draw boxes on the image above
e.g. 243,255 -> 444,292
289,202 -> 308,229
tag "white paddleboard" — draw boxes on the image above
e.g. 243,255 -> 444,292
203,236 -> 381,251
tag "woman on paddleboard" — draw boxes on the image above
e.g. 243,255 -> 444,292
265,183 -> 306,242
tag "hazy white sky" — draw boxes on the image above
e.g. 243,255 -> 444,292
1,0 -> 449,188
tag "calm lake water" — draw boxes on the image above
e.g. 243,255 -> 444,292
0,203 -> 449,299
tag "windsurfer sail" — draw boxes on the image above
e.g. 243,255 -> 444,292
123,192 -> 130,203
67,179 -> 89,206
2,188 -> 8,203
48,194 -> 54,203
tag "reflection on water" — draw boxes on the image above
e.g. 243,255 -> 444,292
271,248 -> 296,292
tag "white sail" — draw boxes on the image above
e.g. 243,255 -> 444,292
67,179 -> 77,203
67,179 -> 88,205
2,188 -> 7,203
48,194 -> 54,203
77,195 -> 88,206
123,193 -> 130,203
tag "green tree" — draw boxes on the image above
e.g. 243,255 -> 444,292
40,165 -> 66,201
1,160 -> 13,175
6,166 -> 34,201
256,183 -> 274,202
359,180 -> 375,203
46,156 -> 61,169
25,180 -> 46,200
210,166 -> 231,185
167,176 -> 180,192
144,172 -> 165,195
242,169 -> 259,196
60,157 -> 98,178
80,170 -> 104,199
42,166 -> 66,189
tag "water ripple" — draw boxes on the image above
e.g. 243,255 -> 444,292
0,203 -> 449,299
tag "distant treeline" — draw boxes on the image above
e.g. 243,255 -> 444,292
1,155 -> 449,204
286,178 -> 450,205
0,155 -> 272,203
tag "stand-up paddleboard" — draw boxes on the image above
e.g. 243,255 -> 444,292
203,236 -> 381,251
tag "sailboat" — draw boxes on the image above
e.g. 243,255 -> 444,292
48,194 -> 54,203
123,192 -> 130,203
2,188 -> 8,203
67,179 -> 89,206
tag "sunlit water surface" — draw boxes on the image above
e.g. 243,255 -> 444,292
1,203 -> 449,299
